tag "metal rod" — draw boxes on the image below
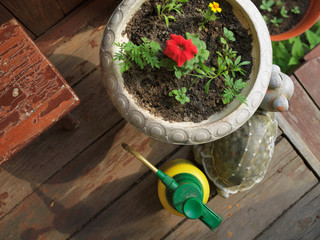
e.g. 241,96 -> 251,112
121,143 -> 158,173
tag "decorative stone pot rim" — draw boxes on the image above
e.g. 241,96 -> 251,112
100,0 -> 272,145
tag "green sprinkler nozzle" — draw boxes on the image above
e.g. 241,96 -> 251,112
122,143 -> 223,231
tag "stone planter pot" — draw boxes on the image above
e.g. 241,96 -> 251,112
100,0 -> 272,145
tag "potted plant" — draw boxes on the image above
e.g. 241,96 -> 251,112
100,0 -> 272,144
252,0 -> 320,41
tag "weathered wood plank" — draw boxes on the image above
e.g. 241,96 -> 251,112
276,114 -> 320,178
294,57 -> 320,109
48,24 -> 103,86
0,0 -> 64,36
0,4 -> 35,39
35,0 -> 121,86
89,0 -> 122,28
0,19 -> 79,164
256,183 -> 320,240
0,122 -> 179,239
303,44 -> 320,61
70,138 -> 309,240
0,68 -> 121,218
35,0 -> 121,57
56,0 -> 85,14
163,149 -> 318,239
276,75 -> 320,177
0,3 -> 13,25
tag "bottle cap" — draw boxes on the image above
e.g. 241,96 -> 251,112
183,197 -> 203,219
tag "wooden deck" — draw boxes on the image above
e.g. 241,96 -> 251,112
0,0 -> 319,239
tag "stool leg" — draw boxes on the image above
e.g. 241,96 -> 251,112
60,113 -> 80,130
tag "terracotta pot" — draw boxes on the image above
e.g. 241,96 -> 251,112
100,0 -> 272,145
271,0 -> 320,41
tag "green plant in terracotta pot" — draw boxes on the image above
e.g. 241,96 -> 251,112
252,0 -> 320,41
100,0 -> 272,144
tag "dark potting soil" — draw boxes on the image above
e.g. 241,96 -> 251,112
251,0 -> 309,36
122,0 -> 253,123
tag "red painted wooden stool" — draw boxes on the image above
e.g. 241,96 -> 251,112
0,19 -> 80,165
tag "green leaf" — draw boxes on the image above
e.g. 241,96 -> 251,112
234,79 -> 248,91
185,32 -> 192,40
141,37 -> 149,43
167,3 -> 174,12
263,15 -> 268,23
182,59 -> 195,71
119,66 -> 127,73
160,58 -> 175,69
164,15 -> 169,27
150,41 -> 161,51
175,9 -> 182,15
200,49 -> 210,61
222,88 -> 234,104
172,90 -> 178,95
291,37 -> 304,58
226,58 -> 233,66
234,56 -> 241,65
205,79 -> 213,94
273,41 -> 291,60
200,62 -> 214,74
288,56 -> 300,66
236,94 -> 248,105
306,30 -> 320,49
223,27 -> 235,41
260,0 -> 274,11
119,61 -> 131,73
217,61 -> 227,75
224,74 -> 233,87
291,6 -> 300,14
169,86 -> 190,105
280,6 -> 288,18
270,17 -> 283,26
220,37 -> 227,45
157,4 -> 161,16
314,21 -> 320,35
208,13 -> 218,21
216,51 -> 223,58
302,42 -> 311,51
186,33 -> 206,50
238,61 -> 251,66
175,70 -> 182,79
195,68 -> 206,76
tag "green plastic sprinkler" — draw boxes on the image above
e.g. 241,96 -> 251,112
122,143 -> 223,231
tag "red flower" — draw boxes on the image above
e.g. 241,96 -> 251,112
164,34 -> 198,67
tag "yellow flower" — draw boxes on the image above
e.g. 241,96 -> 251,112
209,2 -> 222,13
